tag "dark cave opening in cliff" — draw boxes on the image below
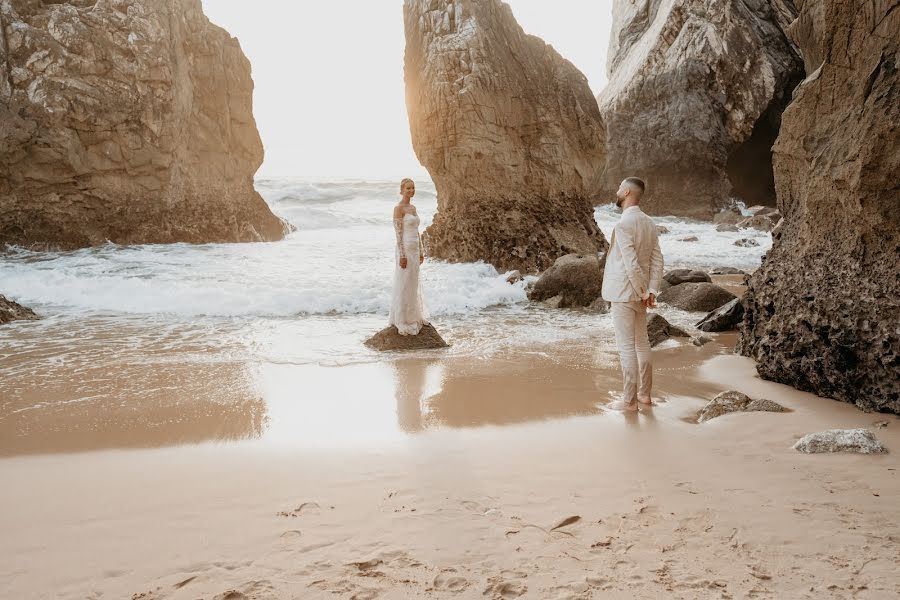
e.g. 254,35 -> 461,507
725,103 -> 781,207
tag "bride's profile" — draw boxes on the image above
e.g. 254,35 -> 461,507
388,178 -> 429,335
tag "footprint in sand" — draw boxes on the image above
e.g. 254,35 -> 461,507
277,501 -> 321,518
433,570 -> 469,592
212,580 -> 276,600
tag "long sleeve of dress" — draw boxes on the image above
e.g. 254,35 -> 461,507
393,217 -> 407,259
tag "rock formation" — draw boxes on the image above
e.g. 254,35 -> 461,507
647,313 -> 688,347
597,0 -> 804,218
696,297 -> 744,332
0,294 -> 38,324
793,429 -> 887,455
739,0 -> 900,415
403,0 -> 607,272
364,323 -> 449,351
657,282 -> 736,312
0,0 -> 287,248
697,391 -> 787,423
527,253 -> 604,309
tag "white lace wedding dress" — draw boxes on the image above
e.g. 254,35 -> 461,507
388,212 -> 429,335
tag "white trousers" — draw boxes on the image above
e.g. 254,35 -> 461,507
611,301 -> 653,404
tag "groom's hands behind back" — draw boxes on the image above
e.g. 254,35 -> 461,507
643,293 -> 657,309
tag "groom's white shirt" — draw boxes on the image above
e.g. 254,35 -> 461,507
601,205 -> 664,302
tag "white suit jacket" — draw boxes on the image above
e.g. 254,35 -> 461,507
601,206 -> 664,302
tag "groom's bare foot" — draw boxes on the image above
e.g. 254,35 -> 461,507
638,396 -> 654,407
608,400 -> 638,412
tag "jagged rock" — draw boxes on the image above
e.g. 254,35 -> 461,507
716,223 -> 740,233
714,208 -> 745,225
710,267 -> 748,275
403,0 -> 607,272
734,238 -> 759,247
664,269 -> 712,286
698,390 -> 786,422
0,0 -> 288,248
691,335 -> 713,347
739,0 -> 900,415
647,313 -> 689,347
597,0 -> 804,218
588,297 -> 611,313
696,297 -> 745,332
737,215 -> 775,232
364,323 -> 449,351
658,282 -> 736,312
793,429 -> 887,455
748,205 -> 780,218
528,253 -> 604,308
505,270 -> 523,285
0,294 -> 39,325
678,236 -> 699,242
656,225 -> 671,235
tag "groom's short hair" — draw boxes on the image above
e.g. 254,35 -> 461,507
624,177 -> 646,196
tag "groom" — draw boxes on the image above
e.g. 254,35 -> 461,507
601,177 -> 664,411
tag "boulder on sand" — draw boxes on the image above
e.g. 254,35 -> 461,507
697,391 -> 787,422
0,295 -> 39,325
657,283 -> 736,312
664,269 -> 712,286
528,253 -> 604,309
364,324 -> 449,351
793,429 -> 887,455
647,313 -> 689,347
696,297 -> 745,332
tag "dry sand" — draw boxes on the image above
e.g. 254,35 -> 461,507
2,337 -> 899,599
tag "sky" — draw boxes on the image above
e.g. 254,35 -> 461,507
201,1 -> 613,178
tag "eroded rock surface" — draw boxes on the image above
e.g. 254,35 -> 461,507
0,0 -> 287,248
696,297 -> 745,332
528,253 -> 604,308
647,313 -> 688,347
697,391 -> 787,422
364,323 -> 449,351
738,0 -> 900,414
793,429 -> 887,454
0,294 -> 38,324
403,0 -> 607,272
597,0 -> 804,218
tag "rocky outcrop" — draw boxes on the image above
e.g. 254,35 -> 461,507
664,269 -> 711,286
697,391 -> 787,422
739,0 -> 900,415
658,282 -> 736,312
737,215 -> 776,232
528,253 -> 604,309
0,294 -> 38,324
597,0 -> 804,218
0,0 -> 287,248
793,429 -> 887,454
403,0 -> 607,272
364,324 -> 449,351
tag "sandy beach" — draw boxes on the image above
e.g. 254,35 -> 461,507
3,332 -> 898,600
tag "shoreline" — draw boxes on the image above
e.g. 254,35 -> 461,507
2,337 -> 898,599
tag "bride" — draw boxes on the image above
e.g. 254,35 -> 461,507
388,178 -> 429,335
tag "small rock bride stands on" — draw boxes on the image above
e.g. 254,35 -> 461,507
364,179 -> 447,350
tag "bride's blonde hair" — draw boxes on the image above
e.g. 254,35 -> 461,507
400,178 -> 414,193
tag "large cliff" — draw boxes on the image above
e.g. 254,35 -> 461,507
598,0 -> 804,218
403,0 -> 607,273
0,0 -> 286,248
739,0 -> 900,414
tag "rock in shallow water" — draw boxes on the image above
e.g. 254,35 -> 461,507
734,238 -> 760,247
696,298 -> 745,332
698,391 -> 787,422
364,324 -> 449,351
528,253 -> 604,309
0,0 -> 287,248
658,283 -> 736,312
647,314 -> 689,348
0,295 -> 39,325
664,269 -> 712,286
793,429 -> 887,455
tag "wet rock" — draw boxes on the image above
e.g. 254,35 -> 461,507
657,225 -> 671,235
0,0 -> 287,248
737,215 -> 775,232
793,429 -> 887,455
658,283 -> 736,312
748,206 -> 780,218
714,209 -> 745,226
678,236 -> 700,243
505,270 -> 523,285
738,0 -> 900,415
364,323 -> 449,351
647,313 -> 689,347
698,391 -> 786,422
403,0 -> 607,272
528,253 -> 604,308
691,335 -> 713,347
664,269 -> 712,286
0,295 -> 39,325
716,223 -> 740,233
734,238 -> 760,247
710,267 -> 748,275
696,298 -> 745,332
596,0 -> 803,218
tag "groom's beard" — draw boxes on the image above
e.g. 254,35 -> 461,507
615,197 -> 624,209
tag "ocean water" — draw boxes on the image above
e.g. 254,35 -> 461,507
0,178 -> 771,431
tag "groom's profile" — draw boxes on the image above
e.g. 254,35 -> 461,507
601,177 -> 665,412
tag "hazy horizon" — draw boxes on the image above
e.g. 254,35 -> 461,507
201,1 -> 612,178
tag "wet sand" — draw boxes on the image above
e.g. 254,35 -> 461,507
2,335 -> 898,599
